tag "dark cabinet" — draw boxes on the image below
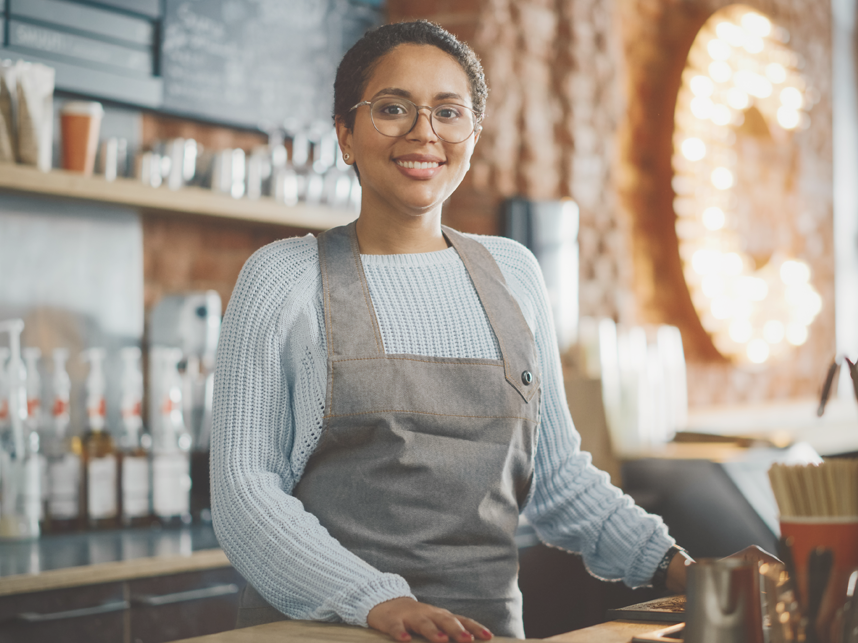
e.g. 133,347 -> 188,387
129,568 -> 241,643
0,582 -> 127,643
0,566 -> 243,643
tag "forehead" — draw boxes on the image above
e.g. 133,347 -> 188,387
363,44 -> 472,105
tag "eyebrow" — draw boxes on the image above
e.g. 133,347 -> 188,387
369,87 -> 468,103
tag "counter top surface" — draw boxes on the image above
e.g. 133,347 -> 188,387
168,619 -> 669,643
0,523 -> 231,596
0,523 -> 220,579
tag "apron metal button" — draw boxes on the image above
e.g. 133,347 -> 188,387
521,371 -> 533,385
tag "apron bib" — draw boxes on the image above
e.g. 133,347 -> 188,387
238,222 -> 541,638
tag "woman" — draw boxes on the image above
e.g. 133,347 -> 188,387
212,20 -> 693,642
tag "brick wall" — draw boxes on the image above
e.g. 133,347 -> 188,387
139,114 -> 300,318
388,0 -> 835,406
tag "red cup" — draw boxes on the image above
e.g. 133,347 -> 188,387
60,101 -> 103,175
779,517 -> 858,606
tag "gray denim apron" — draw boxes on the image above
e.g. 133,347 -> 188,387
237,222 -> 541,638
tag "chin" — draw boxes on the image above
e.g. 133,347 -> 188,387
396,192 -> 447,215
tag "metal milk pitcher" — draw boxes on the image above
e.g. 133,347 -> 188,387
685,558 -> 764,643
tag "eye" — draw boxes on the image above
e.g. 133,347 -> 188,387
374,100 -> 411,118
434,105 -> 464,121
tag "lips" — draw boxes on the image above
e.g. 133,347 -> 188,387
396,160 -> 440,169
393,154 -> 445,179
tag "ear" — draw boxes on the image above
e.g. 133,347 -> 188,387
335,116 -> 354,164
473,113 -> 484,146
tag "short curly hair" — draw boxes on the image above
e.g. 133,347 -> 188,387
333,20 -> 488,131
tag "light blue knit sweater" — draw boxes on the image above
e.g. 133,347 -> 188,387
211,231 -> 674,628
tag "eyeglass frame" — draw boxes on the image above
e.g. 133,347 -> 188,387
348,96 -> 483,143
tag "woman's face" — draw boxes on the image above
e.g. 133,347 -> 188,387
337,43 -> 479,220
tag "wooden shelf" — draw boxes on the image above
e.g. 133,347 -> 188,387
0,162 -> 357,230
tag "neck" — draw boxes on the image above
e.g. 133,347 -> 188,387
354,207 -> 449,255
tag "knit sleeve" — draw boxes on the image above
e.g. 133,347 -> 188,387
210,238 -> 414,627
479,236 -> 675,588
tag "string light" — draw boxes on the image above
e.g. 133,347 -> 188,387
708,39 -> 732,60
702,206 -> 726,230
780,87 -> 803,109
709,61 -> 733,82
726,87 -> 750,109
681,137 -> 707,161
672,7 -> 819,365
766,63 -> 787,84
711,167 -> 734,189
690,75 -> 715,97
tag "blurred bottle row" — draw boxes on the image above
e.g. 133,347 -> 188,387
0,292 -> 220,539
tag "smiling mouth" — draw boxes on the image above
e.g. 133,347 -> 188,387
395,160 -> 442,169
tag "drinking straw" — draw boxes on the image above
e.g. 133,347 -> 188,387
768,461 -> 858,518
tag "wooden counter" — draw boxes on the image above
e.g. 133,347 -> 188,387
168,618 -> 669,643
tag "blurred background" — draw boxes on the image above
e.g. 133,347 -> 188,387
0,0 -> 857,641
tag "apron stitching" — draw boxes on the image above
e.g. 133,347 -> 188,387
319,236 -> 337,413
333,356 -> 504,367
324,409 -> 539,423
319,234 -> 334,357
321,239 -> 339,413
349,224 -> 384,355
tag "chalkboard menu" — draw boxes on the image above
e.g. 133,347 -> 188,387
161,0 -> 381,131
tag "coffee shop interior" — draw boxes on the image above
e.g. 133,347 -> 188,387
0,0 -> 857,641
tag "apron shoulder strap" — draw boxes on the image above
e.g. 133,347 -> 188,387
318,222 -> 385,358
442,226 -> 541,402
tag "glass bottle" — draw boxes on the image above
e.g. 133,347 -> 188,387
0,347 -> 10,518
117,347 -> 152,527
81,348 -> 118,530
149,347 -> 192,527
45,349 -> 82,532
22,347 -> 48,526
0,319 -> 40,540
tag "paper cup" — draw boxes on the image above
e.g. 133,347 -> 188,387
779,516 -> 858,605
60,101 -> 103,175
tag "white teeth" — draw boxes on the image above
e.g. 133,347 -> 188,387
396,160 -> 440,169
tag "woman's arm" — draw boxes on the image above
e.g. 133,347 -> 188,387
481,236 -> 675,588
211,238 -> 414,626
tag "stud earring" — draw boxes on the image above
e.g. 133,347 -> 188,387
343,153 -> 350,162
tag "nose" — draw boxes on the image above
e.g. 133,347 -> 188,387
406,106 -> 438,142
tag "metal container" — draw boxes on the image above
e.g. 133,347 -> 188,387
211,149 -> 246,199
97,137 -> 128,181
685,558 -> 764,643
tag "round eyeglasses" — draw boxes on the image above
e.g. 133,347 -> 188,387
350,97 -> 482,144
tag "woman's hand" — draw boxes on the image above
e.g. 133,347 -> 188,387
367,597 -> 492,642
665,549 -> 693,594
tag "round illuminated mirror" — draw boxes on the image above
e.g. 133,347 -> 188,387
672,5 -> 820,365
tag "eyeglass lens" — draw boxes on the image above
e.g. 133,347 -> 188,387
369,98 -> 476,143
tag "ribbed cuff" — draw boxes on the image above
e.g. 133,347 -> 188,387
626,529 -> 676,588
342,573 -> 416,628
